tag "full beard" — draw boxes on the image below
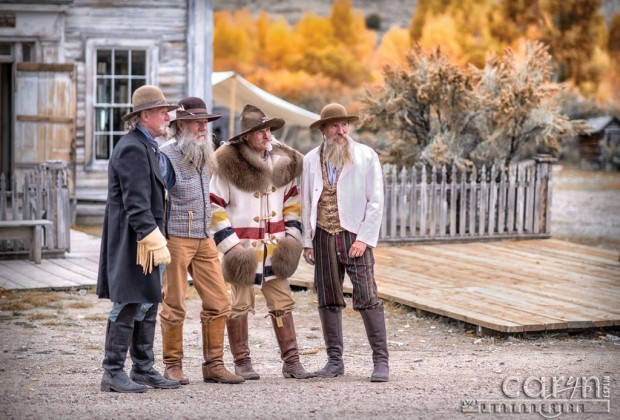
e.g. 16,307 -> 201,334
177,131 -> 218,174
322,134 -> 353,171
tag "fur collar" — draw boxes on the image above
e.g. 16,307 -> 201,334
215,141 -> 303,192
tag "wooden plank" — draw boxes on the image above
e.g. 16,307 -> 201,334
16,62 -> 75,72
47,258 -> 98,281
0,271 -> 24,290
0,262 -> 58,289
469,286 -> 616,327
0,260 -> 80,288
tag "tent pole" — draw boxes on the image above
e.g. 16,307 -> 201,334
228,75 -> 237,138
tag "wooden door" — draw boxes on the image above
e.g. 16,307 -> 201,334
14,63 -> 76,170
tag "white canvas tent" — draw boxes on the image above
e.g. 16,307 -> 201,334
211,71 -> 319,145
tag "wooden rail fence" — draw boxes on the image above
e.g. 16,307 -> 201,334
380,155 -> 555,243
0,161 -> 71,259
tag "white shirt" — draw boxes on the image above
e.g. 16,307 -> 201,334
301,138 -> 384,248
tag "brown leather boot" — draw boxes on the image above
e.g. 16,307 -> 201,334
161,320 -> 189,385
271,312 -> 316,379
360,305 -> 389,382
202,316 -> 245,384
226,314 -> 260,380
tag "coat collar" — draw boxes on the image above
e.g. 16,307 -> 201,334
215,140 -> 303,192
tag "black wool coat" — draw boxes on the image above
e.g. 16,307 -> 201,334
96,129 -> 166,303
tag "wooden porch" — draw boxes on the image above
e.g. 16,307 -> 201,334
0,230 -> 618,334
291,239 -> 620,333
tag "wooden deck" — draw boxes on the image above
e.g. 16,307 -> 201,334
1,230 -> 619,334
290,239 -> 620,333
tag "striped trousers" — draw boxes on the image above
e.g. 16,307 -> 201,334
312,227 -> 381,311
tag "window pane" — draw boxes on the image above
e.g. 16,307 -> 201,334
95,107 -> 110,132
0,43 -> 11,56
97,50 -> 111,75
22,43 -> 35,62
114,50 -> 129,75
113,108 -> 128,131
96,79 -> 111,103
113,134 -> 124,149
132,50 -> 146,75
95,134 -> 110,159
114,79 -> 129,104
131,78 -> 146,94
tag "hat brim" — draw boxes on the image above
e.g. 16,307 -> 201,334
309,115 -> 359,130
122,104 -> 179,121
172,112 -> 222,123
227,117 -> 285,142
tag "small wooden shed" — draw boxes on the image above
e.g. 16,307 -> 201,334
579,116 -> 620,169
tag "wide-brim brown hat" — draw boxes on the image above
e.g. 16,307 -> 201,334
122,85 -> 179,121
171,96 -> 221,124
227,104 -> 285,142
309,103 -> 359,130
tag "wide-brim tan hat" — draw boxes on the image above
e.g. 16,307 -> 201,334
309,103 -> 359,130
227,104 -> 285,143
122,85 -> 179,121
172,96 -> 221,123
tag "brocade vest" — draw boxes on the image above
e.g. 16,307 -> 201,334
316,158 -> 343,234
161,142 -> 212,238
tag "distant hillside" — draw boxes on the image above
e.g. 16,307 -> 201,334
214,0 -> 417,36
215,0 -> 620,33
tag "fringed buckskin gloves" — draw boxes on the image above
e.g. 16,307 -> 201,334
136,227 -> 171,274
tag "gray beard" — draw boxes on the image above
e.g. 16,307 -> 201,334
323,134 -> 353,171
177,131 -> 217,173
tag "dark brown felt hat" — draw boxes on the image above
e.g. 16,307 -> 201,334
227,104 -> 285,142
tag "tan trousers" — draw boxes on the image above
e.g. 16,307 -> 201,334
229,277 -> 295,319
160,236 -> 231,324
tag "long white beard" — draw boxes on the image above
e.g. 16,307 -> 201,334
323,134 -> 353,171
177,131 -> 218,174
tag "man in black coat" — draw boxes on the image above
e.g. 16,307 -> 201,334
97,85 -> 181,393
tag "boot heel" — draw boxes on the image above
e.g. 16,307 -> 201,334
100,383 -> 111,392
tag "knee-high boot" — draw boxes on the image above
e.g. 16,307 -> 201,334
271,312 -> 316,379
226,314 -> 260,380
129,304 -> 180,389
360,305 -> 389,382
315,307 -> 344,377
101,305 -> 147,393
161,319 -> 189,385
202,316 -> 245,384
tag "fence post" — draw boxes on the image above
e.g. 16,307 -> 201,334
535,154 -> 556,234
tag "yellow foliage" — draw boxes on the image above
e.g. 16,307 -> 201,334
419,14 -> 464,64
373,27 -> 412,80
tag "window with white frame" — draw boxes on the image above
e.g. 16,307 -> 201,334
94,48 -> 147,160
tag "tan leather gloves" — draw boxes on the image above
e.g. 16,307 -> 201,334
136,227 -> 171,274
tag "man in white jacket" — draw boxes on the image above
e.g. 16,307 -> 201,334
301,103 -> 388,382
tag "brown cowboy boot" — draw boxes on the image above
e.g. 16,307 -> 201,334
226,314 -> 260,380
161,320 -> 189,385
271,312 -> 316,379
360,305 -> 389,382
315,307 -> 344,377
202,316 -> 245,384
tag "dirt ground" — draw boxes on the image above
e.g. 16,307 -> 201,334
0,167 -> 619,419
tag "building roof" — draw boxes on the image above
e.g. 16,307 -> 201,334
584,116 -> 619,134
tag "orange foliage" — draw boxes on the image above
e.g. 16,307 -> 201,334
214,0 -> 618,111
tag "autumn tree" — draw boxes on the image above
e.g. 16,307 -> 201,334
213,0 -> 377,109
359,41 -> 584,169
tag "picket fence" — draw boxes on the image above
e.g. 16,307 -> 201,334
379,155 -> 555,243
0,161 -> 71,258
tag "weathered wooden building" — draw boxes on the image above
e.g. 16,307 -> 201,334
0,0 -> 214,223
578,115 -> 620,170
